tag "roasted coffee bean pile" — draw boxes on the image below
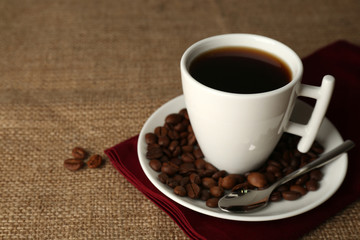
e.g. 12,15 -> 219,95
145,109 -> 325,208
64,147 -> 103,171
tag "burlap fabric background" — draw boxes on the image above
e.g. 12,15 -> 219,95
1,0 -> 359,239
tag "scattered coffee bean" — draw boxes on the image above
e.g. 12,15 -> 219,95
144,109 -> 325,209
64,158 -> 84,171
72,147 -> 87,160
87,154 -> 102,168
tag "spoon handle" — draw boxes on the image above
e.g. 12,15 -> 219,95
275,140 -> 355,187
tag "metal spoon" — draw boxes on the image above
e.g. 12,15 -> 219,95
218,140 -> 355,213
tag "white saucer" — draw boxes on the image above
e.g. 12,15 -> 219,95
137,95 -> 348,221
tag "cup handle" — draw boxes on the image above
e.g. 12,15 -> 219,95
285,75 -> 335,153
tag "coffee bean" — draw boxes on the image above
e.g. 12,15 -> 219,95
149,159 -> 162,172
161,162 -> 179,176
186,183 -> 201,199
266,164 -> 281,174
202,177 -> 217,189
187,125 -> 193,133
205,162 -> 218,171
283,166 -> 295,176
145,133 -> 158,145
264,172 -> 276,184
166,178 -> 179,188
268,160 -> 283,169
187,133 -> 196,146
290,157 -> 299,168
194,158 -> 206,169
206,198 -> 219,208
282,191 -> 301,200
276,184 -> 289,192
231,174 -> 245,184
158,172 -> 169,184
200,189 -> 211,201
197,169 -> 215,178
189,173 -> 201,185
179,162 -> 196,175
159,155 -> 169,163
182,145 -> 193,153
210,186 -> 224,198
174,186 -> 187,196
158,136 -> 170,147
221,175 -> 237,189
179,131 -> 188,139
72,147 -> 87,160
270,191 -> 282,202
87,154 -> 102,168
180,176 -> 189,186
180,138 -> 187,146
247,172 -> 267,188
166,113 -> 183,125
168,130 -> 180,140
193,148 -> 204,159
174,122 -> 187,132
154,126 -> 168,137
306,179 -> 319,191
172,146 -> 182,157
162,147 -> 172,158
64,158 -> 84,171
146,147 -> 163,159
295,174 -> 309,185
173,174 -> 183,183
310,169 -> 323,181
181,152 -> 195,163
178,108 -> 189,119
170,157 -> 182,166
212,170 -> 227,180
290,184 -> 307,196
232,182 -> 252,191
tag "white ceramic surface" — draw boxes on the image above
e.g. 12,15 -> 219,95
137,95 -> 348,221
180,34 -> 335,173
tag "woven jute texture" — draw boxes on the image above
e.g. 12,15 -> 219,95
1,0 -> 360,239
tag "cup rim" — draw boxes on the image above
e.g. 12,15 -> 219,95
180,33 -> 303,98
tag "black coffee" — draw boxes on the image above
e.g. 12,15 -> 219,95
189,47 -> 292,94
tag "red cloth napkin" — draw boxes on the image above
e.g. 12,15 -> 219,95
105,41 -> 360,240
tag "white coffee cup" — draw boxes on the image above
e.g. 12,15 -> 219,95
180,34 -> 334,174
